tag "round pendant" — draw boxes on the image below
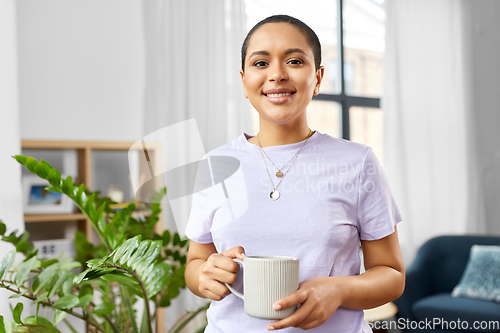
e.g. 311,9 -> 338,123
276,171 -> 283,178
270,190 -> 280,200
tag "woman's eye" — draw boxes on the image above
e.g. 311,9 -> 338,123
254,61 -> 268,67
288,59 -> 303,65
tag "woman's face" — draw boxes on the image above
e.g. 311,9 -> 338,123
240,22 -> 324,127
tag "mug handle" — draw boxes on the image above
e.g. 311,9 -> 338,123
224,258 -> 244,300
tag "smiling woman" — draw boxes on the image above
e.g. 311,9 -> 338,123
184,14 -> 404,333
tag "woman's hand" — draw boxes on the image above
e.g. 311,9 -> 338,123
198,246 -> 246,301
267,276 -> 343,331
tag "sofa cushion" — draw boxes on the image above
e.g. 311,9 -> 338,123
413,293 -> 500,332
452,245 -> 500,302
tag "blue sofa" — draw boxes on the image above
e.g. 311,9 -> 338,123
394,235 -> 500,333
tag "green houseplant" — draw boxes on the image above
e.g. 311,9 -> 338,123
0,155 -> 208,333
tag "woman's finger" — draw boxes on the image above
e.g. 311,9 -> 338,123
272,289 -> 308,314
267,296 -> 314,330
221,246 -> 246,259
202,280 -> 230,299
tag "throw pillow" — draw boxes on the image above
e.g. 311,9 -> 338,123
452,245 -> 500,302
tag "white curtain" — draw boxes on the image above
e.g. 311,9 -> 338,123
142,0 -> 251,331
0,0 -> 25,321
383,0 -> 500,265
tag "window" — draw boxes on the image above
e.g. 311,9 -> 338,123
244,0 -> 385,161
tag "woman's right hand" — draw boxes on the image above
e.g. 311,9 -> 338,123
198,246 -> 246,301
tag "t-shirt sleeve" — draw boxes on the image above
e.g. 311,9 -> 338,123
357,147 -> 403,240
184,157 -> 213,244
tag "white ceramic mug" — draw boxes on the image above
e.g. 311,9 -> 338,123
225,256 -> 299,319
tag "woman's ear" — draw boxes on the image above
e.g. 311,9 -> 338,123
314,66 -> 325,96
240,69 -> 248,99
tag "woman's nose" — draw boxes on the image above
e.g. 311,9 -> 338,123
268,64 -> 288,82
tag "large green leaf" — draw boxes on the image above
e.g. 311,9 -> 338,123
145,263 -> 171,297
14,256 -> 37,287
0,250 -> 16,279
52,295 -> 79,310
0,222 -> 6,236
92,302 -> 115,315
13,303 -> 23,324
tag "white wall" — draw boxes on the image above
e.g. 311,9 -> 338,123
17,0 -> 144,141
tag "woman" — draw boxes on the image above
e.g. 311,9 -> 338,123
184,14 -> 405,332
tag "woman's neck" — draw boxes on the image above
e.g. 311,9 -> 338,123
251,125 -> 313,148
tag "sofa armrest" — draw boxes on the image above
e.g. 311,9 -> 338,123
394,253 -> 435,321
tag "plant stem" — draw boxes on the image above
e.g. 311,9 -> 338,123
63,318 -> 78,333
169,303 -> 209,333
120,286 -> 139,333
74,202 -> 111,252
103,265 -> 153,333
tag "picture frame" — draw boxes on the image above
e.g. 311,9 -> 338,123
22,175 -> 74,214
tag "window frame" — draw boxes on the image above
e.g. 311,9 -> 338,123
313,0 -> 381,140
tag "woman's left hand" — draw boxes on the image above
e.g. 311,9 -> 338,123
267,276 -> 343,331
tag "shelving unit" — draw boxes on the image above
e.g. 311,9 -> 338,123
21,140 -> 163,241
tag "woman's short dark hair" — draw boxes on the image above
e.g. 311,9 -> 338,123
241,14 -> 322,72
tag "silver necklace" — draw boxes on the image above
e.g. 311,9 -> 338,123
257,130 -> 314,200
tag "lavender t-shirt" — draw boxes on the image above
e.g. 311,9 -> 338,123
185,131 -> 402,333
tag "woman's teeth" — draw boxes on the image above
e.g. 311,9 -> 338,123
267,93 -> 292,97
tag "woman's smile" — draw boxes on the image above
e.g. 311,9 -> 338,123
263,88 -> 296,104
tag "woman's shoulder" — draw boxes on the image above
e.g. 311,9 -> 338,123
315,131 -> 370,157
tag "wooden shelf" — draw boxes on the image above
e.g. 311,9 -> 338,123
24,213 -> 86,223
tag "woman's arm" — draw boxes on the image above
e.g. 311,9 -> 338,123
341,225 -> 405,308
267,226 -> 405,331
185,241 -> 245,300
